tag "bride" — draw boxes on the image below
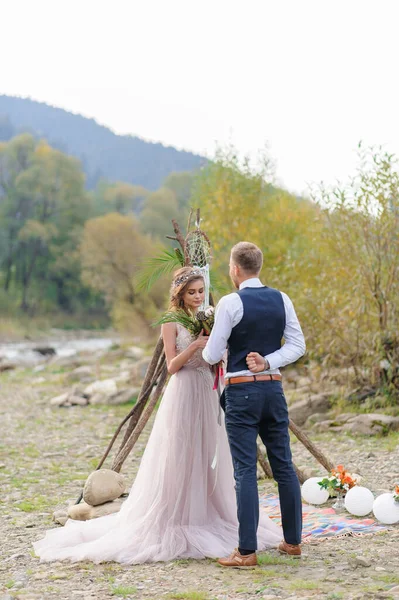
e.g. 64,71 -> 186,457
33,267 -> 282,564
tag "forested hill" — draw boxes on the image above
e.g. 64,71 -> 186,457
0,95 -> 205,189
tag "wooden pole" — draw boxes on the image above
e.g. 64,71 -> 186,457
112,360 -> 168,472
293,462 -> 306,484
257,445 -> 273,478
116,341 -> 165,453
289,419 -> 334,473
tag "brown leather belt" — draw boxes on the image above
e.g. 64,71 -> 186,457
225,374 -> 282,386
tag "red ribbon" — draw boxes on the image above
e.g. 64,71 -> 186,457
213,363 -> 224,391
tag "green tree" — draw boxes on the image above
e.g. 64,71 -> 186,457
311,144 -> 399,391
163,171 -> 196,210
80,213 -> 151,305
96,180 -> 149,215
0,134 -> 36,292
140,188 -> 179,240
80,212 -> 167,332
15,140 -> 90,310
192,145 -> 314,285
0,135 -> 91,311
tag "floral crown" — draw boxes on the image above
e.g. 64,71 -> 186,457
173,269 -> 203,288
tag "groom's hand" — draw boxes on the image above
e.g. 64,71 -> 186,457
246,352 -> 270,373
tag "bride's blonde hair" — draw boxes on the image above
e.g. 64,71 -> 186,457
169,267 -> 204,312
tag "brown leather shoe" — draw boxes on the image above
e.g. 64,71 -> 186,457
217,548 -> 258,567
278,540 -> 301,557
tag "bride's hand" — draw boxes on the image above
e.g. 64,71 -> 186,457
246,352 -> 269,373
193,330 -> 208,350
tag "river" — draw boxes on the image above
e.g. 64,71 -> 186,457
0,336 -> 119,366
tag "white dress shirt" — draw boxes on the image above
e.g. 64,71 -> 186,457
202,278 -> 306,377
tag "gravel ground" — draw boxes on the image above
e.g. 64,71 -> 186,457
1,357 -> 399,600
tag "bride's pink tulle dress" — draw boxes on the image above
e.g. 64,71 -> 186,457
33,325 -> 282,564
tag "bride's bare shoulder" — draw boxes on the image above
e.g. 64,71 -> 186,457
161,322 -> 177,338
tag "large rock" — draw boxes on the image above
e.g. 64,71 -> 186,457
68,395 -> 89,406
304,412 -> 331,428
33,346 -> 56,356
342,413 -> 399,436
83,469 -> 126,506
309,412 -> 355,431
313,420 -> 344,433
330,413 -> 355,424
67,499 -> 123,521
0,362 -> 16,372
50,381 -> 137,407
49,390 -> 88,407
52,509 -> 69,526
288,393 -> 332,426
102,387 -> 141,406
312,413 -> 399,436
84,379 -> 118,399
50,393 -> 70,407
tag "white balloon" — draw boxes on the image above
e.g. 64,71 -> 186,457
344,486 -> 374,516
301,477 -> 329,505
373,493 -> 399,524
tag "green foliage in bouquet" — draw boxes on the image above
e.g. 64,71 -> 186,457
154,306 -> 215,336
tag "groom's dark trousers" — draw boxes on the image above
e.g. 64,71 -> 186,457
224,379 -> 302,550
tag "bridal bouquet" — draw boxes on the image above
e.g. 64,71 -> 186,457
318,465 -> 358,495
394,484 -> 399,503
156,306 -> 223,390
156,306 -> 215,336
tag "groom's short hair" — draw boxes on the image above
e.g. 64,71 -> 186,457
231,242 -> 263,274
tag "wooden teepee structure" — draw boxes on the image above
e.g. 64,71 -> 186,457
76,213 -> 333,502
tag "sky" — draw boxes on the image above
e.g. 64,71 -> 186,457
2,0 -> 399,195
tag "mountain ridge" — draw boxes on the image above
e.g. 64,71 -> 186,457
0,95 -> 206,189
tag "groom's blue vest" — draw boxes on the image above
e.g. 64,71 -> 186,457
227,287 -> 286,373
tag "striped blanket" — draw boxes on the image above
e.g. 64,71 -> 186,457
260,493 -> 387,539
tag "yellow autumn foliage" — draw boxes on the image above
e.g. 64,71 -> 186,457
193,145 -> 399,391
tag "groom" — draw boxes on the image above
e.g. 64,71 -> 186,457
203,241 -> 306,566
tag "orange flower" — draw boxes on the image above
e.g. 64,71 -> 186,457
328,465 -> 357,491
395,484 -> 399,494
331,468 -> 343,478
